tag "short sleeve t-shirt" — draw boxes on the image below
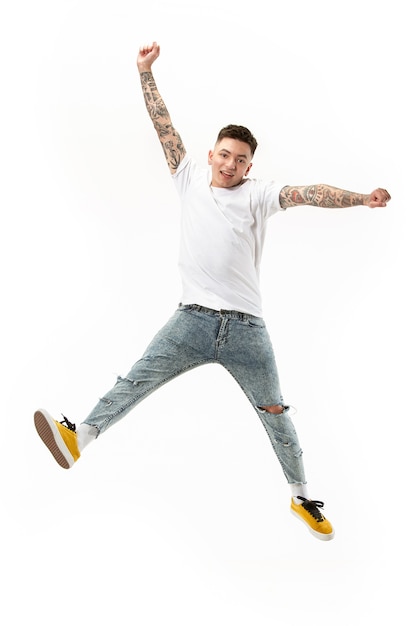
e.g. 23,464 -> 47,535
172,154 -> 285,317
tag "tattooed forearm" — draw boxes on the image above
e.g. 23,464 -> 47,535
280,185 -> 368,209
144,92 -> 170,121
140,71 -> 186,173
142,72 -> 170,123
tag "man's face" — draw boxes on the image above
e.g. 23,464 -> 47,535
208,138 -> 253,188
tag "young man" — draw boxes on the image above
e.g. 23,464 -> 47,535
34,42 -> 391,541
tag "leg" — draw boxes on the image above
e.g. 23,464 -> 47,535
34,307 -> 216,467
82,308 -> 214,434
219,313 -> 334,540
219,314 -> 306,484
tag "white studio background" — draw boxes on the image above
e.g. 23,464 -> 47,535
1,1 -> 415,624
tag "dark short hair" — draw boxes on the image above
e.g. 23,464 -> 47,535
216,124 -> 258,156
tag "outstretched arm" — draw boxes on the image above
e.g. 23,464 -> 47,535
279,185 -> 391,209
137,42 -> 186,175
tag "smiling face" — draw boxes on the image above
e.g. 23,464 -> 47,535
208,138 -> 253,188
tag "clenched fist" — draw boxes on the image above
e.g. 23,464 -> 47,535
137,42 -> 160,73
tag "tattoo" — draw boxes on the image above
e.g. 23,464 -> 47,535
140,71 -> 185,173
280,185 -> 365,209
162,136 -> 185,171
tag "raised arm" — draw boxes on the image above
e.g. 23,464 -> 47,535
279,184 -> 391,209
137,42 -> 186,175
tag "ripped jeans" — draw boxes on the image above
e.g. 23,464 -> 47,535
83,304 -> 306,484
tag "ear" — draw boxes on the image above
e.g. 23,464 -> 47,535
208,149 -> 214,165
245,162 -> 253,176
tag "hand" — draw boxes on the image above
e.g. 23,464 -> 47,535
366,188 -> 391,208
137,42 -> 160,73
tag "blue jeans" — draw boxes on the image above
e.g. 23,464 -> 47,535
83,304 -> 306,484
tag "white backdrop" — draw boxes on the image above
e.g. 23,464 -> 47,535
1,1 -> 415,624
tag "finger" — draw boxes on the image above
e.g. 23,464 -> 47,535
140,44 -> 153,54
380,188 -> 391,201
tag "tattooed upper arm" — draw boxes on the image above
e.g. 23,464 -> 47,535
159,129 -> 186,174
279,185 -> 315,208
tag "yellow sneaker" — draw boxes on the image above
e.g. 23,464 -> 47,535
34,409 -> 80,469
291,496 -> 335,541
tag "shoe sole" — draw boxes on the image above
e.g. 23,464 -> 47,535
34,409 -> 74,469
291,508 -> 335,541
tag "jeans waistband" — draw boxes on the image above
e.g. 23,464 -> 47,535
179,303 -> 260,321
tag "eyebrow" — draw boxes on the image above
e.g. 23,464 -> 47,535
219,149 -> 249,160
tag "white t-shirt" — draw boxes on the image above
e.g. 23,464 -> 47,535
172,154 -> 285,317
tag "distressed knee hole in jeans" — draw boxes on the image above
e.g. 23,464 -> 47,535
258,404 -> 302,452
258,404 -> 290,415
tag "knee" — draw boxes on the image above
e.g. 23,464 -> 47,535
259,404 -> 288,415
